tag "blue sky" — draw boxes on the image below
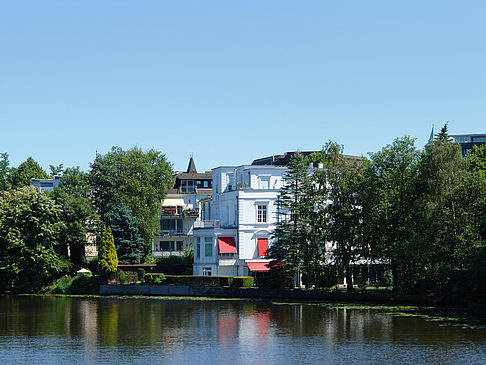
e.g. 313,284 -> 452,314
1,1 -> 485,173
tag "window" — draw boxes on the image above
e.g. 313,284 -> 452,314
196,238 -> 201,258
259,177 -> 270,189
181,180 -> 195,193
203,181 -> 209,188
205,237 -> 213,256
203,267 -> 212,276
159,241 -> 184,251
257,204 -> 267,223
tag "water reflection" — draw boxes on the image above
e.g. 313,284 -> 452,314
0,296 -> 485,364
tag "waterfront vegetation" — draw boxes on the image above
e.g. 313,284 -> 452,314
269,125 -> 486,309
0,128 -> 486,311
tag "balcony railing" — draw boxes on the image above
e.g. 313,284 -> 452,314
161,207 -> 199,218
194,220 -> 220,229
159,230 -> 187,237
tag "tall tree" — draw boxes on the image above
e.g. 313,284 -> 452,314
49,167 -> 99,268
89,147 -> 173,258
269,152 -> 323,287
420,124 -> 472,284
362,136 -> 423,292
0,153 -> 9,191
323,141 -> 366,291
98,225 -> 118,279
0,187 -> 71,293
7,157 -> 49,189
105,203 -> 144,264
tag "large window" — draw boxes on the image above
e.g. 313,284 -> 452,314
196,237 -> 201,258
205,237 -> 213,256
160,219 -> 183,233
181,180 -> 195,193
257,204 -> 267,223
159,241 -> 183,251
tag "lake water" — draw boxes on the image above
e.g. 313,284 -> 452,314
0,295 -> 485,364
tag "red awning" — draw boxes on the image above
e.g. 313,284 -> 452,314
218,237 -> 237,253
247,262 -> 271,272
258,238 -> 268,256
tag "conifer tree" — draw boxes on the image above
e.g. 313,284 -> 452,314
98,225 -> 118,279
105,203 -> 144,264
269,152 -> 324,287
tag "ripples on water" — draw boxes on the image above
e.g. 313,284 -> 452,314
0,296 -> 485,364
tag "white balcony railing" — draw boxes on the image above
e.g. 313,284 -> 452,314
194,220 -> 220,229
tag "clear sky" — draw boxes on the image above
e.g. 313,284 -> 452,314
1,1 -> 485,173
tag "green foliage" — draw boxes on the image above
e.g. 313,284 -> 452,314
137,268 -> 145,282
7,157 -> 49,189
0,187 -> 71,293
51,273 -> 100,294
355,274 -> 367,290
87,256 -> 99,274
230,276 -> 254,288
144,273 -> 166,285
104,203 -> 144,264
49,168 -> 99,267
0,152 -> 9,191
98,225 -> 118,278
323,141 -> 366,291
89,147 -> 173,259
118,269 -> 127,284
269,152 -> 325,288
363,136 -> 423,292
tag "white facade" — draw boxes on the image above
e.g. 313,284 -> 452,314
193,165 -> 286,276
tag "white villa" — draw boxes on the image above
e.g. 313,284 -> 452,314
193,164 -> 287,277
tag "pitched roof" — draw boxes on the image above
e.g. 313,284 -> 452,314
187,157 -> 197,173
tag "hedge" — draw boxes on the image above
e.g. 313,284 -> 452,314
141,275 -> 254,287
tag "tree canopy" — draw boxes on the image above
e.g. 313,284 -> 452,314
0,187 -> 71,292
89,147 -> 173,259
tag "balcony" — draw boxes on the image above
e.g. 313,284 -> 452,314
161,207 -> 199,218
159,230 -> 188,237
194,220 -> 220,229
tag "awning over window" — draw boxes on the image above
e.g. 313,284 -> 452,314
246,261 -> 271,272
258,238 -> 268,256
218,237 -> 237,253
161,198 -> 185,207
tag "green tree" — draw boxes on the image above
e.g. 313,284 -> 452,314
323,141 -> 366,291
0,153 -> 9,191
105,203 -> 144,264
269,152 -> 324,287
89,147 -> 173,258
420,125 -> 468,284
98,225 -> 118,279
0,187 -> 71,293
8,157 -> 49,189
362,136 -> 423,292
49,167 -> 99,268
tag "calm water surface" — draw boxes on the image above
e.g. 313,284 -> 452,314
0,295 -> 485,364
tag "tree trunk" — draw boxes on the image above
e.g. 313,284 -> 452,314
346,265 -> 354,291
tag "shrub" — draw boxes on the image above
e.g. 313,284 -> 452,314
145,273 -> 166,285
137,268 -> 145,282
69,274 -> 100,294
118,269 -> 127,284
87,256 -> 99,274
51,273 -> 100,294
231,276 -> 254,288
51,275 -> 73,294
355,274 -> 367,290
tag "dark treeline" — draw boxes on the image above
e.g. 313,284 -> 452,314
0,147 -> 173,293
269,125 -> 486,306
